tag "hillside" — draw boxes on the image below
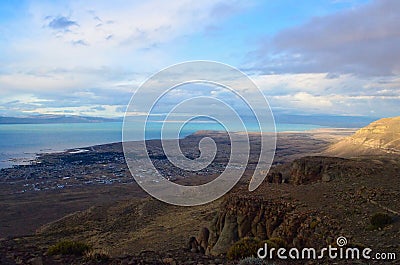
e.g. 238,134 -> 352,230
325,116 -> 400,157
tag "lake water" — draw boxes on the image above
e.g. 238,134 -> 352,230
0,122 -> 327,169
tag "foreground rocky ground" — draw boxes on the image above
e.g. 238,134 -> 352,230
0,125 -> 399,264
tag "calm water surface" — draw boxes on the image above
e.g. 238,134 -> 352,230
0,122 -> 326,169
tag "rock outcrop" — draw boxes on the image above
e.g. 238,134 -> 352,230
197,227 -> 209,252
325,116 -> 400,157
207,195 -> 340,255
266,156 -> 377,185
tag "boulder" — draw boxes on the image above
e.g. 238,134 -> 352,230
197,227 -> 209,253
210,213 -> 238,255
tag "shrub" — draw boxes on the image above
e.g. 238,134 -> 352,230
310,221 -> 318,230
238,256 -> 264,265
84,249 -> 110,262
266,237 -> 286,248
227,237 -> 263,260
370,213 -> 392,229
47,240 -> 91,256
347,242 -> 367,250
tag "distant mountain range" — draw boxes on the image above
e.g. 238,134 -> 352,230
273,114 -> 376,128
0,115 -> 121,124
0,113 -> 377,127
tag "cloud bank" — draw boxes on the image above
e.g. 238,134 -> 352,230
0,0 -> 398,119
253,0 -> 400,76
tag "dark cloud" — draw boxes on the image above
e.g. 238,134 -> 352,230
92,106 -> 106,111
210,2 -> 240,18
72,39 -> 88,46
2,100 -> 44,112
252,0 -> 400,76
93,16 -> 102,23
48,16 -> 78,30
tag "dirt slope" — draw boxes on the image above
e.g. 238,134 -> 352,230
325,116 -> 400,157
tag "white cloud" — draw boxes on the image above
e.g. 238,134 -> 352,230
23,104 -> 126,118
0,0 -> 251,116
248,72 -> 400,116
274,92 -> 333,108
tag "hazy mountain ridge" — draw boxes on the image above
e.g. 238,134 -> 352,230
274,114 -> 375,128
0,113 -> 376,127
0,115 -> 121,124
325,116 -> 400,157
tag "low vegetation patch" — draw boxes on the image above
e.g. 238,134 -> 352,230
84,249 -> 110,262
238,256 -> 265,265
266,237 -> 286,248
47,240 -> 91,256
370,213 -> 392,229
227,237 -> 263,260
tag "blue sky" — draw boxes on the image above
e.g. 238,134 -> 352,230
0,0 -> 399,118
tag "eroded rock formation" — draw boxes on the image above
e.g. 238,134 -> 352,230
207,195 -> 340,255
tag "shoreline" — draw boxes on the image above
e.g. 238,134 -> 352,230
0,127 -> 356,170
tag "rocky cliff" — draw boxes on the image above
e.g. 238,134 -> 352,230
206,155 -> 389,256
265,156 -> 378,185
207,195 -> 340,255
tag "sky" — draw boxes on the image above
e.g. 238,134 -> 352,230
0,0 -> 399,118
